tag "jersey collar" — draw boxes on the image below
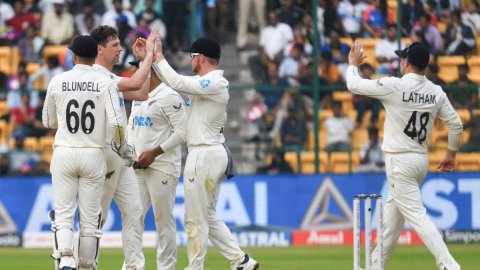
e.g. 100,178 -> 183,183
93,63 -> 111,75
402,72 -> 426,81
74,64 -> 94,70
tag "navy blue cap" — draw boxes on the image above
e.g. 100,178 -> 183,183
185,37 -> 221,59
69,35 -> 98,58
395,42 -> 430,69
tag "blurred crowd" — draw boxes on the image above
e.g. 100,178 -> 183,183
0,0 -> 479,176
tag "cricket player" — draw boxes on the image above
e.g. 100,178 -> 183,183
346,41 -> 462,270
42,35 -> 130,270
151,36 -> 260,270
128,68 -> 186,270
90,25 -> 156,270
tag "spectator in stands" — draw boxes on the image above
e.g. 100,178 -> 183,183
275,0 -> 306,28
206,0 -> 229,43
236,0 -> 266,50
284,28 -> 313,58
448,64 -> 478,109
411,12 -> 443,55
411,29 -> 434,57
324,101 -> 354,153
29,56 -> 64,90
337,0 -> 369,39
362,0 -> 393,38
7,69 -> 37,109
352,63 -> 382,127
321,30 -> 350,79
257,148 -> 293,174
10,91 -> 35,138
462,1 -> 480,35
259,63 -> 289,111
243,90 -> 268,143
17,24 -> 44,63
280,104 -> 308,148
7,129 -> 43,175
402,0 -> 423,35
74,0 -> 101,35
136,0 -> 166,40
101,0 -> 137,29
322,0 -> 346,40
6,0 -> 39,42
459,115 -> 480,152
269,86 -> 314,141
260,10 -> 294,62
422,0 -> 438,26
355,126 -> 385,173
317,50 -> 342,86
163,0 -> 188,52
41,0 -> 74,45
299,13 -> 314,45
446,10 -> 476,55
375,24 -> 405,74
0,0 -> 14,26
249,10 -> 293,83
278,44 -> 308,86
425,64 -> 445,86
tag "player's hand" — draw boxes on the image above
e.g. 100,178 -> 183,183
145,30 -> 156,55
348,40 -> 367,66
437,150 -> 456,172
111,140 -> 136,167
153,33 -> 165,62
136,150 -> 156,168
132,38 -> 147,61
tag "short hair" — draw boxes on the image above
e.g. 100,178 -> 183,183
90,25 -> 119,46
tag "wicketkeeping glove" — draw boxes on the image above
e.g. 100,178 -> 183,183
111,139 -> 136,167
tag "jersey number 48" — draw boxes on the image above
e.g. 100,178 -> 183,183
403,111 -> 429,144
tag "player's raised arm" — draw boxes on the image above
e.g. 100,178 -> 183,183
346,40 -> 395,98
118,31 -> 156,101
151,35 -> 224,96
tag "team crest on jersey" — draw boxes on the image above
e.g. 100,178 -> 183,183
185,96 -> 191,108
199,79 -> 211,88
134,116 -> 153,127
133,101 -> 141,106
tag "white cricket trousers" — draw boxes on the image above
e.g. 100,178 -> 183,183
184,144 -> 245,270
134,168 -> 178,270
51,147 -> 105,269
372,152 -> 460,270
102,148 -> 144,270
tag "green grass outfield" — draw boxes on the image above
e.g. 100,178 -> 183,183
0,245 -> 479,269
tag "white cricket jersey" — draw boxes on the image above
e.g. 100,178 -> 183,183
42,64 -> 124,148
346,65 -> 463,153
93,64 -> 128,142
153,60 -> 228,148
128,83 -> 186,177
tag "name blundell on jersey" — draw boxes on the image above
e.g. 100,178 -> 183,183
402,92 -> 436,104
61,81 -> 100,92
